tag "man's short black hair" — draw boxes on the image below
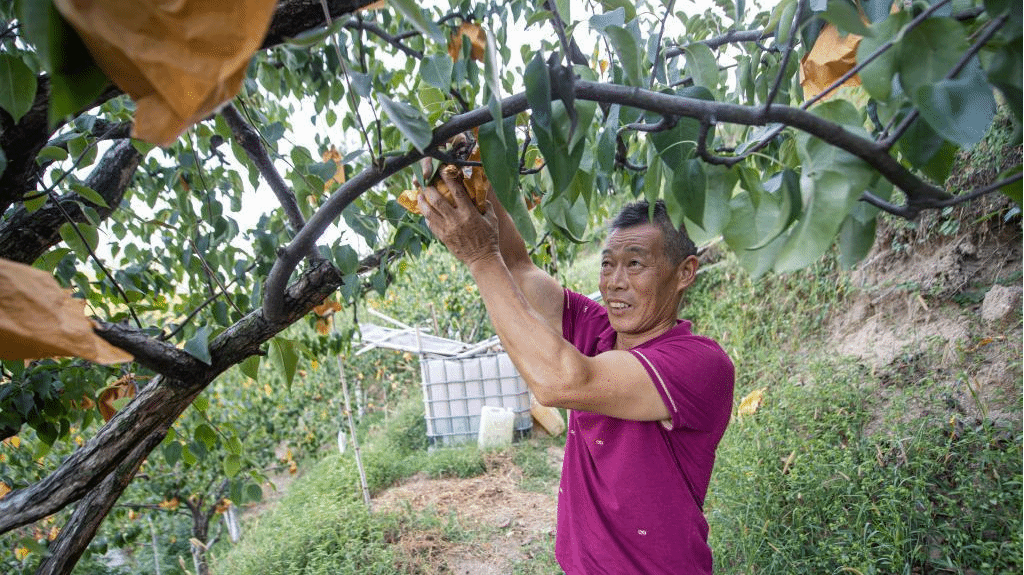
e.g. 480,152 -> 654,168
610,200 -> 697,265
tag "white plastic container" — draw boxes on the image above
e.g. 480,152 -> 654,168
420,352 -> 532,446
477,405 -> 515,449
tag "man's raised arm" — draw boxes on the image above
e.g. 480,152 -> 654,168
487,186 -> 564,334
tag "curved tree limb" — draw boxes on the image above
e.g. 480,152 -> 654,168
220,104 -> 309,239
263,78 -> 966,319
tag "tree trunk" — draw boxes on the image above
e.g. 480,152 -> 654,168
34,426 -> 169,575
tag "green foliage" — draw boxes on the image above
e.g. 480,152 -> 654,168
212,453 -> 401,575
708,363 -> 1022,574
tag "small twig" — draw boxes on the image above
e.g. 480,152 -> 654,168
319,0 -> 380,166
161,263 -> 257,341
761,0 -> 806,119
619,115 -> 678,134
664,29 -> 771,59
517,127 -> 532,174
48,193 -> 144,329
695,120 -> 736,166
29,122 -> 124,201
859,190 -> 916,218
615,133 -> 648,171
543,0 -> 574,66
649,0 -> 677,89
428,149 -> 482,168
933,173 -> 1023,210
449,89 -> 472,113
344,18 -> 423,59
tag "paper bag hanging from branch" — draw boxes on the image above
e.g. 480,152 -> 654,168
799,23 -> 863,101
0,259 -> 132,365
52,0 -> 279,147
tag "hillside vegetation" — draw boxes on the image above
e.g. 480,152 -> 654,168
210,112 -> 1022,574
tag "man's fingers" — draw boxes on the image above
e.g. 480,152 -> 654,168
417,185 -> 446,217
440,167 -> 476,210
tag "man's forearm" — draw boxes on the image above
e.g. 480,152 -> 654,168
467,254 -> 586,406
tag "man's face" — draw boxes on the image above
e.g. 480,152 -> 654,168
598,223 -> 691,349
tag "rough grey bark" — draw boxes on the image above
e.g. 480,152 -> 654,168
0,140 -> 141,263
34,427 -> 169,575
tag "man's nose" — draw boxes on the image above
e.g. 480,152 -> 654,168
606,265 -> 628,289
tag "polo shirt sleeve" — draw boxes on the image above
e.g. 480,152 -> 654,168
629,335 -> 734,432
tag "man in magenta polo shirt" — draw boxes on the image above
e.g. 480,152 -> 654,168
418,171 -> 735,574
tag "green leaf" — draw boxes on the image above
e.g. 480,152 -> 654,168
70,183 -> 109,208
194,423 -> 217,450
378,95 -> 432,152
58,221 -> 98,259
387,0 -> 445,44
184,325 -> 213,365
984,37 -> 1022,123
181,444 -> 197,466
332,243 -> 359,275
699,164 -> 736,237
163,441 -> 182,467
24,193 -> 47,213
524,52 -> 552,130
0,54 -> 37,124
648,87 -> 712,167
671,160 -> 708,227
240,355 -> 260,382
482,28 -> 504,146
898,18 -> 968,94
192,394 -> 209,412
683,43 -> 719,91
602,24 -> 644,86
307,160 -> 337,182
912,62 -> 996,148
32,248 -> 71,272
224,454 -> 242,478
749,169 -> 802,250
589,8 -> 626,33
37,146 -> 69,163
420,54 -> 453,90
244,482 -> 263,504
269,337 -> 300,388
225,435 -> 243,456
598,1 -> 636,22
857,12 -> 907,101
725,191 -> 790,277
479,115 -> 519,204
822,0 -> 873,37
837,211 -> 878,269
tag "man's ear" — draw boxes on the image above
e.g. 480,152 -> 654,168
676,255 -> 699,292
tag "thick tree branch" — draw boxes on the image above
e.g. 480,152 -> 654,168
35,427 -> 168,575
260,0 -> 382,48
0,259 -> 345,534
263,80 -> 963,319
0,140 -> 142,264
